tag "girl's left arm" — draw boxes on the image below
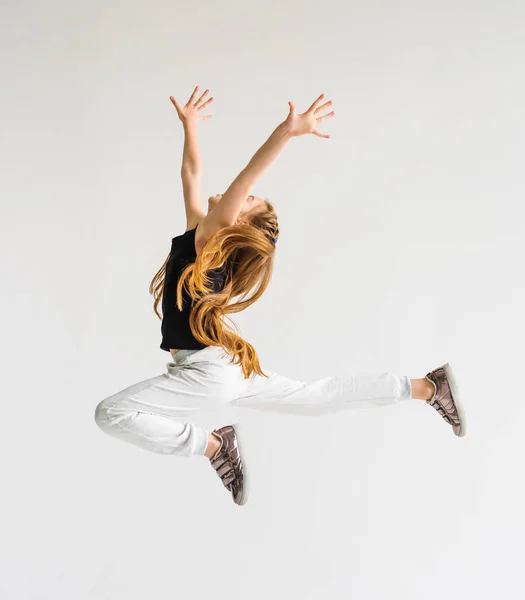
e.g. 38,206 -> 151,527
180,121 -> 204,229
170,87 -> 213,230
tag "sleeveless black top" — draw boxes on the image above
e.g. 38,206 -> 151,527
160,224 -> 228,352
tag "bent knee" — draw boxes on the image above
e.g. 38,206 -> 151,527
94,397 -> 119,430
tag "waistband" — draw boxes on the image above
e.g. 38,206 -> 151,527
169,349 -> 200,366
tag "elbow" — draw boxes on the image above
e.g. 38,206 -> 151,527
181,166 -> 201,178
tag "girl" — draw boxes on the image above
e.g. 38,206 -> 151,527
95,86 -> 467,507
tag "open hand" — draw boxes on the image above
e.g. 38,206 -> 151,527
282,94 -> 335,138
170,86 -> 214,125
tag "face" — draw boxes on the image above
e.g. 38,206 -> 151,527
208,193 -> 265,221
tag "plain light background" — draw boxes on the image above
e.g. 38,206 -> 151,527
1,0 -> 524,598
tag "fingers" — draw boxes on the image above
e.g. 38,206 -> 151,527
288,101 -> 296,115
307,93 -> 325,113
313,109 -> 334,138
186,85 -> 200,106
197,96 -> 214,110
171,86 -> 214,118
316,110 -> 335,123
314,100 -> 332,115
194,88 -> 212,108
169,96 -> 181,111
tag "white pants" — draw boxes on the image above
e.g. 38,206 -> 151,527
94,346 -> 413,457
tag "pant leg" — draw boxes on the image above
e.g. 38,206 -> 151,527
94,347 -> 249,457
94,373 -> 212,457
230,367 -> 413,416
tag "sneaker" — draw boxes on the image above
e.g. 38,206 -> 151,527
209,424 -> 249,506
425,363 -> 466,437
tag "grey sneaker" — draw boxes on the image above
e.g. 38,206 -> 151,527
209,424 -> 249,506
425,363 -> 466,437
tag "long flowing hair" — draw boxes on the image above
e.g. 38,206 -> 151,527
149,200 -> 279,379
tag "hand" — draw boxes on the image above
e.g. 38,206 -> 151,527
170,86 -> 214,125
282,94 -> 335,138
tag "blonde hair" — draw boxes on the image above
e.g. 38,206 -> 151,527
149,200 -> 279,379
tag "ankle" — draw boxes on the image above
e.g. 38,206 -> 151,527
204,433 -> 222,459
411,378 -> 435,401
425,377 -> 437,401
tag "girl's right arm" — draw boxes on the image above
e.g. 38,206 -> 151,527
204,94 -> 335,229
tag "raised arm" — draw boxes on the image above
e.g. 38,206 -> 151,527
205,93 -> 335,229
170,86 -> 214,230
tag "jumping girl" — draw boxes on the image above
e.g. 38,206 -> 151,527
94,86 -> 467,507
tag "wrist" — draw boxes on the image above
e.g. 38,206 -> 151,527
182,120 -> 198,132
274,121 -> 295,140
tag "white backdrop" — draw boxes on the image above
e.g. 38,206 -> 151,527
1,1 -> 524,598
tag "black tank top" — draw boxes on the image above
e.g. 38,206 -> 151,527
160,224 -> 228,352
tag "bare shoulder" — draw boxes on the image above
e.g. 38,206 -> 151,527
193,210 -> 229,255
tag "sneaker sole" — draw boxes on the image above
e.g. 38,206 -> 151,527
231,423 -> 250,506
443,362 -> 467,437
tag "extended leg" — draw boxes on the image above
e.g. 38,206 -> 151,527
231,369 -> 414,415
